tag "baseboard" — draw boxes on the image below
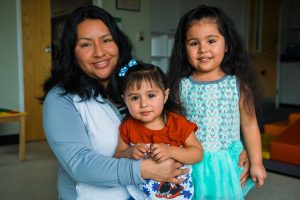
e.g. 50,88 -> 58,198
263,159 -> 300,179
0,134 -> 19,146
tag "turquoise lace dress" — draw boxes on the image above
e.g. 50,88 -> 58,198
180,75 -> 254,200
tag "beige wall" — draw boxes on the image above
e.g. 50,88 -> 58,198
101,0 -> 151,62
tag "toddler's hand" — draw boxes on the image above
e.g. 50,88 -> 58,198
150,143 -> 171,163
250,164 -> 267,188
131,143 -> 150,160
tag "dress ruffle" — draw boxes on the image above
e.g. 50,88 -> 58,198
192,141 -> 254,200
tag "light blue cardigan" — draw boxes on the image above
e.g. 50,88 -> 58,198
43,87 -> 144,199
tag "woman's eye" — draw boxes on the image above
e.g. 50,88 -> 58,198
80,43 -> 91,47
103,38 -> 113,43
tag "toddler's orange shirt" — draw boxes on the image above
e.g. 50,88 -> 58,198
119,112 -> 198,146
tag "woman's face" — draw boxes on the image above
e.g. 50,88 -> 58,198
75,19 -> 119,87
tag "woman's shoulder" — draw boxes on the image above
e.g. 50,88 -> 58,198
44,86 -> 74,107
46,86 -> 65,96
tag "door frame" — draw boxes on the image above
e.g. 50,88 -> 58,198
21,0 -> 52,141
17,0 -> 25,112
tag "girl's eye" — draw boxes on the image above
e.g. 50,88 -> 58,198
208,39 -> 216,44
188,41 -> 198,46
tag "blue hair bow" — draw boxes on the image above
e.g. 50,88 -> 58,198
118,58 -> 138,77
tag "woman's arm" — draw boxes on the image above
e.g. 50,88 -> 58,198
43,88 -> 143,187
240,97 -> 267,187
151,132 -> 203,164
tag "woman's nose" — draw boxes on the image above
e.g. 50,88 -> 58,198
93,44 -> 105,57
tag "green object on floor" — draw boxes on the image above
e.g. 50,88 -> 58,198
0,108 -> 12,113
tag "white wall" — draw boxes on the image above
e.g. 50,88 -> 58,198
178,0 -> 249,44
280,0 -> 300,54
150,0 -> 249,40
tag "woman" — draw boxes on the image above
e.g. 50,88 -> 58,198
41,5 -> 188,200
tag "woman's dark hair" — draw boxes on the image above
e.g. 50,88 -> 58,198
167,4 -> 261,115
118,63 -> 183,115
40,5 -> 132,102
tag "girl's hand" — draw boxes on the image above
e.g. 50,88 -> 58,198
250,164 -> 267,188
131,143 -> 150,160
141,158 -> 189,184
150,143 -> 171,163
238,149 -> 250,187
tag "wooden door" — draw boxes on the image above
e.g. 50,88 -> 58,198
248,0 -> 280,99
22,0 -> 51,141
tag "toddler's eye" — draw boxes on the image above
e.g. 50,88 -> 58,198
131,96 -> 139,101
148,94 -> 156,98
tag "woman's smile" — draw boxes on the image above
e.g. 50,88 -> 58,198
92,60 -> 110,69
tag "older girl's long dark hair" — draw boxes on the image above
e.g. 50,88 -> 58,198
167,5 -> 261,115
40,5 -> 132,102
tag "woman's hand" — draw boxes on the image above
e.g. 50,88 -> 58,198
238,149 -> 250,187
141,158 -> 189,184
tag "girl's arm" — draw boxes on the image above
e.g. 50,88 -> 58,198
114,135 -> 149,160
240,96 -> 267,187
151,132 -> 203,164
